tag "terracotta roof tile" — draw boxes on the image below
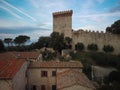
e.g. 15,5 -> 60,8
0,52 -> 17,60
57,70 -> 95,89
29,61 -> 83,68
0,51 -> 40,60
13,51 -> 40,59
0,59 -> 25,79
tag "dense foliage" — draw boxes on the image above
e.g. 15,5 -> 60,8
106,20 -> 120,34
0,39 -> 5,52
4,38 -> 12,47
75,42 -> 84,51
41,49 -> 56,61
103,45 -> 114,53
14,35 -> 30,46
87,43 -> 98,51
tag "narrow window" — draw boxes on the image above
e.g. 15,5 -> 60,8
41,85 -> 46,90
41,71 -> 47,77
52,71 -> 56,76
52,85 -> 56,90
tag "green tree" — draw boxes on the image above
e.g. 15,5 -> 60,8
64,37 -> 72,49
36,37 -> 51,48
75,42 -> 84,51
103,45 -> 114,53
50,32 -> 65,53
14,35 -> 30,46
0,39 -> 5,52
4,38 -> 12,47
87,43 -> 98,51
106,20 -> 120,34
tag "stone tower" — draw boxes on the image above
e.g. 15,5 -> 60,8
53,10 -> 73,38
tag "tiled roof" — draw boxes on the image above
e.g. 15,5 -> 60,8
0,52 -> 17,60
0,51 -> 40,60
13,51 -> 40,59
29,60 -> 83,68
57,70 -> 95,89
0,59 -> 25,79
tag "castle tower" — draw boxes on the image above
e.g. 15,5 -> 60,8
53,10 -> 73,38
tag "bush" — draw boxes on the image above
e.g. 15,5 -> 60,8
103,45 -> 114,53
87,43 -> 98,51
41,50 -> 56,61
75,42 -> 84,51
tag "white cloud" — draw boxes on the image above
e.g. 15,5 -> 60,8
0,19 -> 34,28
0,6 -> 22,19
74,12 -> 120,24
29,0 -> 68,13
78,12 -> 120,18
1,0 -> 37,22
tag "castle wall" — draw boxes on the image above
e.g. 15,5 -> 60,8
72,30 -> 120,54
52,10 -> 120,54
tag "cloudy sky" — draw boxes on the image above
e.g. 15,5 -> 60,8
0,0 -> 120,42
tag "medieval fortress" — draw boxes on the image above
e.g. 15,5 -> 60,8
53,10 -> 120,54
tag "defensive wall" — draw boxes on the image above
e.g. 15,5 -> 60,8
53,10 -> 120,54
72,30 -> 120,54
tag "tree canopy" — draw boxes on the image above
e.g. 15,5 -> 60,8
106,20 -> 120,34
87,43 -> 98,51
0,39 -> 5,52
75,42 -> 84,51
50,32 -> 65,53
14,35 -> 30,46
36,37 -> 51,48
64,37 -> 72,49
4,38 -> 12,47
103,45 -> 114,53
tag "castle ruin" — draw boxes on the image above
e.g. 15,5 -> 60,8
53,10 -> 120,54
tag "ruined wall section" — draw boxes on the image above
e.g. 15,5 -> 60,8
53,10 -> 72,38
72,30 -> 120,54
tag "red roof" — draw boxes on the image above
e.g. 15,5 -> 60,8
0,59 -> 25,79
0,52 -> 17,60
57,70 -> 95,89
13,51 -> 40,59
0,51 -> 40,60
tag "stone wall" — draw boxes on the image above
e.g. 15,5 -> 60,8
52,10 -> 120,54
0,80 -> 12,90
60,85 -> 94,90
28,68 -> 56,90
12,61 -> 28,90
72,30 -> 120,54
28,67 -> 82,90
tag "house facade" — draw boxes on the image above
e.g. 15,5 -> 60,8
0,59 -> 28,90
28,61 -> 83,90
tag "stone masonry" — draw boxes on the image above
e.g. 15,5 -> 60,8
53,10 -> 120,54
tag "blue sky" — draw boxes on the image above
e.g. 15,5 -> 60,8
0,0 -> 120,42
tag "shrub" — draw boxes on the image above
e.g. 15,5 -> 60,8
75,42 -> 84,51
103,45 -> 114,53
87,43 -> 98,51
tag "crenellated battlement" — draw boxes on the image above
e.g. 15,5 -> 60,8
52,10 -> 120,54
73,29 -> 110,35
53,10 -> 73,17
